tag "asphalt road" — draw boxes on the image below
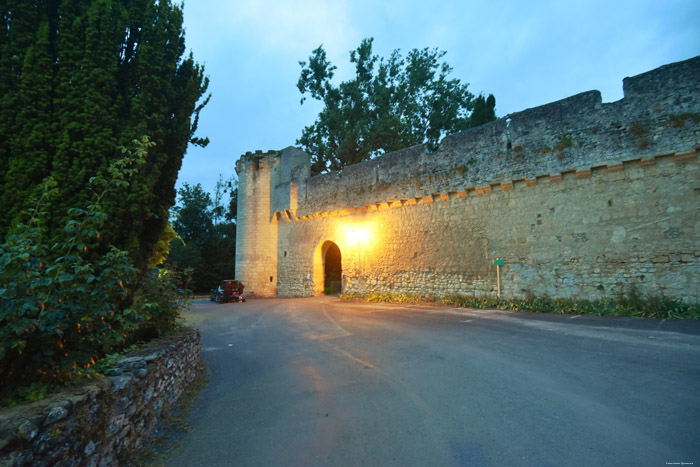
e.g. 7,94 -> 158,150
164,297 -> 700,467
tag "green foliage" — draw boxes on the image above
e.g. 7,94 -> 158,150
226,186 -> 238,223
213,174 -> 237,225
171,183 -> 215,246
131,268 -> 191,337
441,290 -> 700,318
0,138 -> 190,403
167,182 -> 237,292
553,135 -> 573,153
91,344 -> 139,375
297,38 -> 496,175
470,94 -> 497,127
150,222 -> 178,268
340,291 -> 424,304
362,291 -> 424,303
340,289 -> 700,319
0,0 -> 209,270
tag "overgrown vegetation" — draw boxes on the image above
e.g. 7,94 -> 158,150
341,291 -> 426,304
0,139 -> 191,406
553,135 -> 573,153
0,0 -> 206,406
339,289 -> 700,319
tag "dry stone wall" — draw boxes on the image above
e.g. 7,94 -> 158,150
237,56 -> 700,302
0,329 -> 200,467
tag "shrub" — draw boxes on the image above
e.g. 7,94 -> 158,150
0,138 -> 190,401
0,184 -> 141,391
132,268 -> 191,337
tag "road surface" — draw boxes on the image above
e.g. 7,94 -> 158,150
164,296 -> 700,467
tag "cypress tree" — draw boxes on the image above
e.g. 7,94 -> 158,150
0,0 -> 209,269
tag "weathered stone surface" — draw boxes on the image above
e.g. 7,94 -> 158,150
16,421 -> 38,442
44,404 -> 68,425
236,55 -> 700,303
0,329 -> 201,466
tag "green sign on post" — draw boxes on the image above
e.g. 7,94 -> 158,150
494,259 -> 504,266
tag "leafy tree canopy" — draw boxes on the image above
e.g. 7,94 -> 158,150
171,183 -> 215,248
0,0 -> 210,269
168,179 -> 237,292
297,38 -> 496,174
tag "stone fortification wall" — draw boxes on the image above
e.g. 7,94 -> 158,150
295,56 -> 699,217
237,55 -> 700,302
276,152 -> 699,301
0,330 -> 200,467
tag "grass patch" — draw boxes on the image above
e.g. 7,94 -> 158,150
341,291 -> 427,304
340,289 -> 700,319
553,135 -> 573,153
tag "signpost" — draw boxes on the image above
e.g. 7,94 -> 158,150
494,259 -> 504,298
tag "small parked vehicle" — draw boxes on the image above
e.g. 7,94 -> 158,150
210,280 -> 245,304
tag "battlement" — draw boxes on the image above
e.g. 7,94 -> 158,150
290,55 -> 699,217
235,149 -> 280,175
622,55 -> 700,100
271,150 -> 698,224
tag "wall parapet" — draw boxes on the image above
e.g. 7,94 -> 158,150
0,329 -> 201,466
293,55 -> 700,217
272,150 -> 698,222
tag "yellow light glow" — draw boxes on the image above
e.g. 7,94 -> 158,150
344,224 -> 371,248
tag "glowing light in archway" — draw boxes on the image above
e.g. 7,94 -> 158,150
344,225 -> 371,249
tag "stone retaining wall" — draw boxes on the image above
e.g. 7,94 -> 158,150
0,329 -> 201,467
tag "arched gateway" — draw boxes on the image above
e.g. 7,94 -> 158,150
313,240 -> 342,295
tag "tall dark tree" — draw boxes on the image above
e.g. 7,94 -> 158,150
0,0 -> 209,269
297,38 -> 496,174
171,183 -> 214,247
168,182 -> 236,292
470,93 -> 497,127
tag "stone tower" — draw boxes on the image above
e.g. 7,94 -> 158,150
235,147 -> 310,297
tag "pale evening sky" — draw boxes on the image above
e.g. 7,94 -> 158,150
176,0 -> 700,198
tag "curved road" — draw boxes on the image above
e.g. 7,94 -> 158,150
165,297 -> 700,467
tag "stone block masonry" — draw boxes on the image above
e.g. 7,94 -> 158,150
236,55 -> 700,302
0,329 -> 200,466
276,153 -> 698,301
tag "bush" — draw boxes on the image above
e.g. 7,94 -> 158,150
0,187 -> 141,391
0,138 -> 190,402
132,268 -> 192,337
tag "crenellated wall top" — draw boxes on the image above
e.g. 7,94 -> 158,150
236,55 -> 700,217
